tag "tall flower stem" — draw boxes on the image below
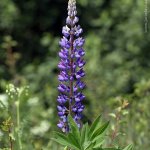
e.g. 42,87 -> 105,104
69,28 -> 74,114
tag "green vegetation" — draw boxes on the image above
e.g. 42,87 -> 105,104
0,0 -> 149,149
52,115 -> 133,150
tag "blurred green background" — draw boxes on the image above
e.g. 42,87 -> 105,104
0,0 -> 150,149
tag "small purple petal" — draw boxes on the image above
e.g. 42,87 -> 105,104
74,37 -> 85,47
57,106 -> 63,111
57,95 -> 68,104
70,76 -> 74,81
58,112 -> 64,116
73,86 -> 78,92
60,115 -> 67,122
76,69 -> 85,79
58,71 -> 69,82
58,84 -> 69,93
75,48 -> 85,58
66,16 -> 72,25
73,17 -> 79,25
77,59 -> 86,68
74,92 -> 85,102
57,122 -> 64,128
76,80 -> 85,89
74,25 -> 83,36
58,62 -> 67,70
59,50 -> 68,59
59,37 -> 70,49
62,25 -> 70,37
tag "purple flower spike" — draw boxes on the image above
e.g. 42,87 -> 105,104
57,0 -> 86,132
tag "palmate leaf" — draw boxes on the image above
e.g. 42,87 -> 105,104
52,115 -> 133,150
81,116 -> 109,150
52,131 -> 70,146
52,131 -> 80,150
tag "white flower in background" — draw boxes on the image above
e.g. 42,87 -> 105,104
27,97 -> 39,106
31,120 -> 50,136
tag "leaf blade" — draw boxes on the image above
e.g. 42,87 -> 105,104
52,131 -> 79,150
89,115 -> 101,137
90,121 -> 109,140
123,144 -> 134,150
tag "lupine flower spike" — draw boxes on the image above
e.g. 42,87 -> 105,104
57,0 -> 86,132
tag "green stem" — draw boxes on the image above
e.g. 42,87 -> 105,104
9,128 -> 13,150
16,99 -> 22,149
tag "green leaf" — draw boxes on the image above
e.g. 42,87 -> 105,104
81,123 -> 88,145
94,148 -> 121,150
123,144 -> 134,150
81,123 -> 91,150
68,114 -> 81,147
103,148 -> 121,150
90,121 -> 109,140
89,115 -> 101,136
84,122 -> 90,144
52,131 -> 68,145
67,132 -> 81,149
84,141 -> 95,150
68,114 -> 77,126
52,131 -> 79,150
93,136 -> 104,148
64,146 -> 68,150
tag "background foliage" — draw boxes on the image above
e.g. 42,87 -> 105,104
0,0 -> 149,149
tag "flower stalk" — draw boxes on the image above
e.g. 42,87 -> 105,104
57,0 -> 86,132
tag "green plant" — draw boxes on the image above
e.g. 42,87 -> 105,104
52,115 -> 133,150
1,117 -> 14,150
0,84 -> 29,149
